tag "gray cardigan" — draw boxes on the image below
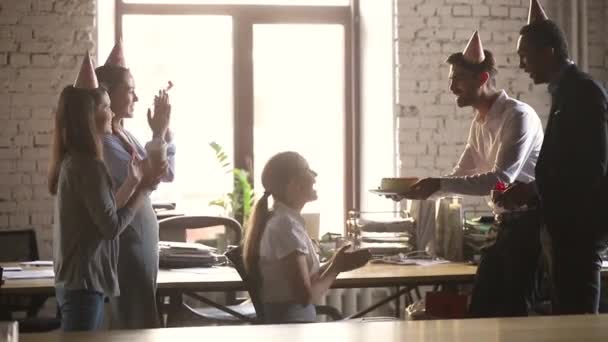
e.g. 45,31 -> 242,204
53,154 -> 136,297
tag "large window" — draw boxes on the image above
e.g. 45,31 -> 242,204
100,0 -> 371,236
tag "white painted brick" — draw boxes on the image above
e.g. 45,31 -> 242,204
417,155 -> 435,167
34,134 -> 51,146
436,156 -> 456,168
30,174 -> 47,186
437,6 -> 452,17
31,213 -> 52,225
2,120 -> 19,134
36,160 -> 48,172
0,53 -> 7,65
32,108 -> 53,119
0,215 -> 8,226
473,5 -> 490,17
401,157 -> 416,168
3,0 -> 32,12
447,18 -> 480,29
13,135 -> 34,147
32,54 -> 54,67
426,17 -> 440,27
453,5 -> 472,17
490,6 -> 509,18
398,117 -> 420,129
33,184 -> 52,202
439,144 -> 465,157
492,31 -> 514,43
510,7 -> 528,19
0,174 -> 22,186
16,160 -> 36,173
418,129 -> 433,141
19,119 -> 52,133
421,118 -> 440,129
12,186 -> 33,201
0,161 -> 15,172
416,4 -> 438,16
11,107 -> 31,119
492,0 -> 523,5
21,147 -> 50,160
445,0 -> 481,4
0,13 -> 20,25
20,42 -> 55,53
9,214 -> 30,227
455,29 -> 474,41
400,129 -> 418,143
0,201 -> 17,213
0,93 -> 11,106
0,148 -> 20,160
32,0 -> 54,12
13,27 -> 33,41
10,53 -> 30,66
401,143 -> 427,155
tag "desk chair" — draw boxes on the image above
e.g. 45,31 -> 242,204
157,215 -> 254,326
224,246 -> 343,323
0,230 -> 60,333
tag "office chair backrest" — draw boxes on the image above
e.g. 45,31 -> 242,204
224,246 -> 265,321
158,215 -> 243,245
0,229 -> 38,262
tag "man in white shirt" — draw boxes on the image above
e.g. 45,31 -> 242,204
403,31 -> 545,317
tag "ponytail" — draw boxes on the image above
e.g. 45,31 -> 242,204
243,191 -> 272,274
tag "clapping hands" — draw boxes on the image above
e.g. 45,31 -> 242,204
147,89 -> 171,141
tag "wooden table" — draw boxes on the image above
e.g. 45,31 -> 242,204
20,314 -> 608,342
1,263 -> 478,322
0,263 -> 478,295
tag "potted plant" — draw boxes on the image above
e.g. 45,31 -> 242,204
208,142 -> 255,229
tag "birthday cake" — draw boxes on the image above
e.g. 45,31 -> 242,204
380,177 -> 419,193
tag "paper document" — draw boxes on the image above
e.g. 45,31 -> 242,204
2,269 -> 54,280
20,260 -> 53,267
2,267 -> 22,272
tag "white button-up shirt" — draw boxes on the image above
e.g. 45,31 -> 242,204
439,90 -> 544,196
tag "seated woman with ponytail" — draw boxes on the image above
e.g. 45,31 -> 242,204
243,151 -> 371,324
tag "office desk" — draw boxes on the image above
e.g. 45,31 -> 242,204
21,314 -> 608,342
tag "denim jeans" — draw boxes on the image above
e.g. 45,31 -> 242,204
55,287 -> 105,331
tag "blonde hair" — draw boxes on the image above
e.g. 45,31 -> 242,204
242,151 -> 306,273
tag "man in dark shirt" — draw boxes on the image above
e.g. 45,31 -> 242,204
499,2 -> 608,314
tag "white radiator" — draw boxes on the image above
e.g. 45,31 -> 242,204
320,288 -> 397,318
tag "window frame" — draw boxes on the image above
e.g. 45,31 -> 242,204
114,0 -> 362,227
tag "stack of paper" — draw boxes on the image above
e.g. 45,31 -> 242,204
158,241 -> 220,268
2,269 -> 54,280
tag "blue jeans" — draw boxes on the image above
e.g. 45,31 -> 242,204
55,288 -> 105,331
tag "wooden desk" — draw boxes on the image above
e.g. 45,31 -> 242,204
0,263 -> 478,295
20,314 -> 608,342
2,263 -> 477,322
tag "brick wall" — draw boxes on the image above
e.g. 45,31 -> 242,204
0,0 -> 96,258
395,0 -> 607,213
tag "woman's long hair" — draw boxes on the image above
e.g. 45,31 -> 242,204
47,86 -> 103,195
243,151 -> 305,274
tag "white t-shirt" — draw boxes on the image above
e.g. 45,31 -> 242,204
258,201 -> 320,303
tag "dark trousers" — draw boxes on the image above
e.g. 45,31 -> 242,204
544,228 -> 606,314
469,210 -> 541,317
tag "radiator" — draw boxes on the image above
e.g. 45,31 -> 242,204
320,288 -> 397,318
